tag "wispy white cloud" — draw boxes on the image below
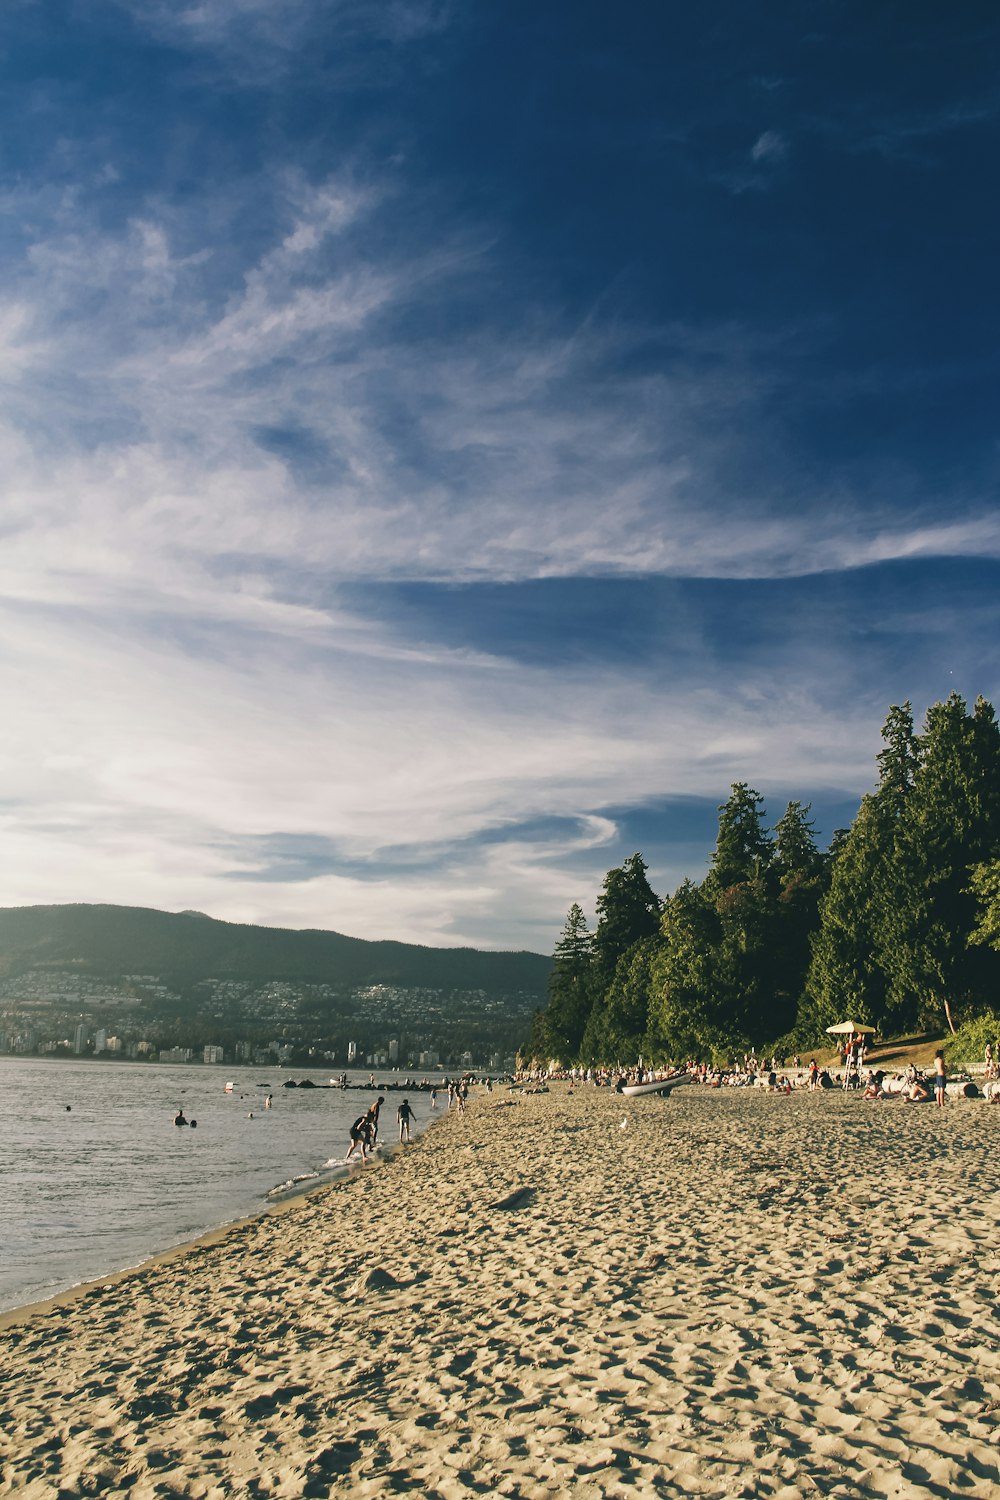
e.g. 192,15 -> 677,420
0,114 -> 992,944
0,580 -> 884,945
113,0 -> 451,80
751,129 -> 787,163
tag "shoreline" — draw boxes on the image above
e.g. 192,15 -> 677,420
0,1114 -> 440,1330
3,1084 -> 1000,1497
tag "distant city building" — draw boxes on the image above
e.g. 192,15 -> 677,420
73,1023 -> 88,1055
418,1049 -> 440,1067
347,1041 -> 357,1062
203,1044 -> 224,1064
93,1028 -> 108,1053
388,1038 -> 399,1062
106,1035 -> 123,1054
158,1046 -> 193,1063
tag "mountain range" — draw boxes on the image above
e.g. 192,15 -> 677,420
0,904 -> 552,995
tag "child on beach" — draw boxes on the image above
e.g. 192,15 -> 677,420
397,1098 -> 415,1142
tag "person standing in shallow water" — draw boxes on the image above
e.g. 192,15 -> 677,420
397,1098 -> 415,1142
345,1113 -> 371,1161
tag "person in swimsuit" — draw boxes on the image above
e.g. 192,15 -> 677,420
367,1096 -> 385,1145
346,1114 -> 371,1161
397,1098 -> 415,1142
934,1050 -> 947,1108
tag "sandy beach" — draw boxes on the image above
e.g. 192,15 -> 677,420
2,1084 -> 999,1499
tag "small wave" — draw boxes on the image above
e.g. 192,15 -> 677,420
265,1171 -> 320,1199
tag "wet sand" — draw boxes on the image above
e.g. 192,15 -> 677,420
2,1084 -> 999,1498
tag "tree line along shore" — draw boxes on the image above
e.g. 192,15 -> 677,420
527,692 -> 1000,1072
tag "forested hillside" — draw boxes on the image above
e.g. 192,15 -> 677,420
0,904 -> 551,995
529,693 -> 1000,1066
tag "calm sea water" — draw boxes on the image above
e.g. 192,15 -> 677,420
0,1057 -> 445,1314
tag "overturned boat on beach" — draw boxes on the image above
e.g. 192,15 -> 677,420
620,1073 -> 691,1098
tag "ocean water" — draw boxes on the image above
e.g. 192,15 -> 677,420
0,1057 -> 445,1314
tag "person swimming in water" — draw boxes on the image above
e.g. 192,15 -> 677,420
174,1108 -> 188,1126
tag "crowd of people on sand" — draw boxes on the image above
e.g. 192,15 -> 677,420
521,1035 -> 1000,1107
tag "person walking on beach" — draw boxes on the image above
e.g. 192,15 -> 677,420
807,1059 -> 818,1091
430,1086 -> 438,1109
934,1050 -> 947,1108
397,1098 -> 415,1142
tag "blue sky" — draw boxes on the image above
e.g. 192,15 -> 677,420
1,1 -> 998,950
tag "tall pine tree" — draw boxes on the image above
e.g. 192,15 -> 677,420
543,902 -> 595,1060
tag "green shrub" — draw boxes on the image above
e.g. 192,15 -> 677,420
943,1011 -> 1000,1072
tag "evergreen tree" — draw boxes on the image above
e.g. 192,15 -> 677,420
577,854 -> 661,1064
876,701 -> 917,813
525,1007 -> 556,1065
713,871 -> 782,1044
801,794 -> 890,1036
594,937 -> 658,1063
646,880 -> 726,1061
884,694 -> 1000,1029
969,860 -> 1000,951
591,854 -> 661,993
706,784 -> 773,893
544,902 -> 594,1060
773,801 -> 822,882
770,801 -> 827,1040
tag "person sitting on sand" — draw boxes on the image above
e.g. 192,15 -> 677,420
346,1113 -> 372,1161
397,1098 -> 415,1142
903,1070 -> 929,1102
863,1069 -> 886,1099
